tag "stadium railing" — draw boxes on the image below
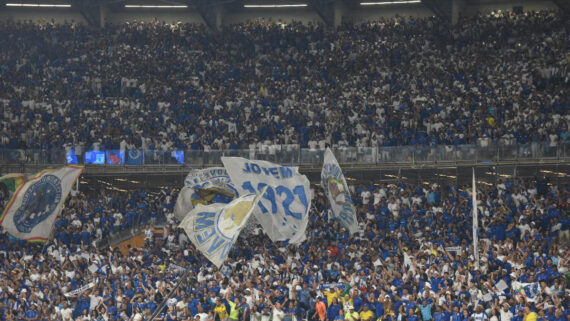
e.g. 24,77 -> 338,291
0,141 -> 568,167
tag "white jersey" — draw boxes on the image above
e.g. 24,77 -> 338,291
472,312 -> 489,321
499,310 -> 513,321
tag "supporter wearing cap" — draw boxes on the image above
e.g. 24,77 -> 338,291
500,303 -> 513,321
359,304 -> 375,321
345,306 -> 359,321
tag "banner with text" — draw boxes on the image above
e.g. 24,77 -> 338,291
179,191 -> 263,267
222,157 -> 311,244
174,167 -> 239,221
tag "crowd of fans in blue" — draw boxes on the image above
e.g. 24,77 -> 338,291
0,177 -> 568,321
0,10 -> 568,157
0,6 -> 568,321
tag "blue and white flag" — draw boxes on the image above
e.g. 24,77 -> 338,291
174,167 -> 239,221
222,157 -> 312,244
178,190 -> 265,267
321,148 -> 358,234
0,166 -> 83,241
512,281 -> 540,302
126,150 -> 144,165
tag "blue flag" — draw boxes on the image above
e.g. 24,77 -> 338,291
126,150 -> 144,165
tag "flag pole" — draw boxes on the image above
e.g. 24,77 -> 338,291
146,266 -> 191,321
472,168 -> 479,270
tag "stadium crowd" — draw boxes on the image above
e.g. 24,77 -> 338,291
0,177 -> 568,321
0,10 -> 568,156
0,6 -> 569,321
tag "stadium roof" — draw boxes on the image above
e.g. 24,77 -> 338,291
1,0 -> 567,29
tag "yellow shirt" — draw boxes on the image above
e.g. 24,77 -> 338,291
346,312 -> 360,321
229,301 -> 240,320
360,310 -> 374,321
215,305 -> 228,320
324,289 -> 341,306
524,312 -> 538,321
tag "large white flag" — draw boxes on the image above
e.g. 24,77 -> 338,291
174,186 -> 196,221
174,167 -> 238,221
222,157 -> 311,244
0,166 -> 83,242
178,190 -> 264,267
321,148 -> 358,234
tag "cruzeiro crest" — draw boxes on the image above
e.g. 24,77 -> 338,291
322,164 -> 350,205
13,174 -> 62,233
216,198 -> 255,240
322,162 -> 356,229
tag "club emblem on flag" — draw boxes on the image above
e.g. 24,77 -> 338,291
321,148 -> 358,234
323,177 -> 347,205
13,175 -> 62,233
218,199 -> 256,237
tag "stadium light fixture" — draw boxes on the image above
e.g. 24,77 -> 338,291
244,4 -> 308,8
124,5 -> 188,8
360,0 -> 421,5
6,3 -> 72,7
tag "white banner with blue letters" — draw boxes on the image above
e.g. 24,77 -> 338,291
174,167 -> 239,221
222,157 -> 311,244
178,190 -> 264,267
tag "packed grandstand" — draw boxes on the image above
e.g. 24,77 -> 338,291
0,5 -> 569,321
0,11 -> 568,154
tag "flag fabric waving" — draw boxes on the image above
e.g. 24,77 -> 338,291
222,157 -> 312,244
0,166 -> 83,242
321,148 -> 359,234
178,190 -> 264,267
174,168 -> 238,221
174,186 -> 200,221
0,173 -> 27,201
512,281 -> 540,302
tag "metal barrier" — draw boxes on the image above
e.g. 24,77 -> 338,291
1,141 -> 569,167
96,214 -> 167,249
